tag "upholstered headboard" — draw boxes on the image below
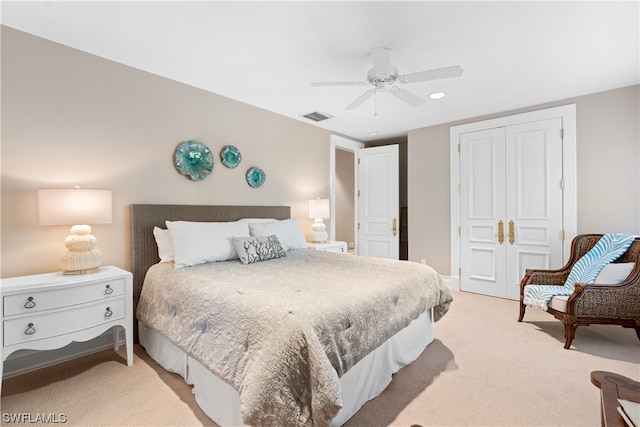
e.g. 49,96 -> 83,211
129,204 -> 291,340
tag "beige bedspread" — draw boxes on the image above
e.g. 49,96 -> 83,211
136,250 -> 452,427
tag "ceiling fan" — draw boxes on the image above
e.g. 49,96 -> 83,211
311,47 -> 463,110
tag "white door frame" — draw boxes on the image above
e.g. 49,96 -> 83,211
450,104 -> 577,282
330,134 -> 364,247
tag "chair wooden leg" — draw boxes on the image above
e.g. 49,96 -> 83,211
564,322 -> 577,349
518,300 -> 526,322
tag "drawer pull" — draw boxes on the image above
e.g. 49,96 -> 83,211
104,284 -> 114,295
24,297 -> 36,309
104,307 -> 113,318
25,323 -> 36,335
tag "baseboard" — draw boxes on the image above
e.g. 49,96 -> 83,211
2,330 -> 124,379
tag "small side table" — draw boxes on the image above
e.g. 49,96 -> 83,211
1,266 -> 133,394
307,241 -> 348,254
591,371 -> 640,427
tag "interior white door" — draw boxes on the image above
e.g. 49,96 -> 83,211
460,118 -> 564,299
459,128 -> 507,298
504,118 -> 564,299
358,145 -> 399,259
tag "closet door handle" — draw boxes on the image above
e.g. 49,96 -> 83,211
392,218 -> 397,237
509,220 -> 515,245
498,221 -> 504,244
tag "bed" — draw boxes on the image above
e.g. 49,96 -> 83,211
130,204 -> 452,427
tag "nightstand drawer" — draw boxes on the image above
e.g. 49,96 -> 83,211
3,298 -> 126,346
3,278 -> 126,317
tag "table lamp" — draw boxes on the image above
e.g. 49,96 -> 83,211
308,198 -> 330,243
38,188 -> 112,274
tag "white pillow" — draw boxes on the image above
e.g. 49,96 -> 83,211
166,220 -> 250,268
594,262 -> 635,284
152,227 -> 174,263
238,218 -> 276,225
248,219 -> 307,251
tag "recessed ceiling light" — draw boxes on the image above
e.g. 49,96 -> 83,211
369,131 -> 378,136
429,92 -> 446,99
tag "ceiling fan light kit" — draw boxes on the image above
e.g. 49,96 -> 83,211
366,66 -> 399,86
311,47 -> 463,111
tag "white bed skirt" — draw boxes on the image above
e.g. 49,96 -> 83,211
139,308 -> 434,427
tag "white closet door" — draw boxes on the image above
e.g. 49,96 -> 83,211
460,118 -> 564,300
504,118 -> 564,299
460,128 -> 507,298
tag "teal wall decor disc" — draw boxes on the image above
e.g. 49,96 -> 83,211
221,145 -> 242,168
246,166 -> 266,188
175,140 -> 214,181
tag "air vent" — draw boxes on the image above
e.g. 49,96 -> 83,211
302,111 -> 333,122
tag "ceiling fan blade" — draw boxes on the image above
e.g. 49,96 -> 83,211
391,87 -> 425,107
371,47 -> 392,73
399,65 -> 464,84
346,89 -> 376,110
310,81 -> 368,87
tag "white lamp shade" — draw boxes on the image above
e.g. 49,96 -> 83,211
308,198 -> 330,219
38,189 -> 112,226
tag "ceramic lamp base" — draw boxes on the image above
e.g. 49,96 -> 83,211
59,224 -> 103,274
311,218 -> 328,243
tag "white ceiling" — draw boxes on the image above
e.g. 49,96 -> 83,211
2,1 -> 639,142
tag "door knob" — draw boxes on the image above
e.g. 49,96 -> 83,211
498,220 -> 504,244
392,217 -> 397,237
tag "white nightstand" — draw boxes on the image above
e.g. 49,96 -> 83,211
307,241 -> 348,254
1,266 -> 133,392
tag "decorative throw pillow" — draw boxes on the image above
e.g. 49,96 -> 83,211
594,262 -> 635,284
166,220 -> 250,268
232,235 -> 286,265
248,219 -> 307,251
153,227 -> 174,263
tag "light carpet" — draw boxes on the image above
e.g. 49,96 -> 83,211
1,290 -> 638,426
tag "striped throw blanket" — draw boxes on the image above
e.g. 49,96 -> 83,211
523,233 -> 636,311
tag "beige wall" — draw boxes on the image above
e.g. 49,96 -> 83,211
408,85 -> 640,275
1,27 -> 332,278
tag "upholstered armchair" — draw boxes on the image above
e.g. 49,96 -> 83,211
518,233 -> 640,349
